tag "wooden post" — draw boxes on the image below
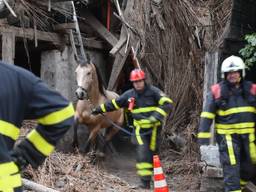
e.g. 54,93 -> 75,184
1,32 -> 15,64
204,52 -> 219,145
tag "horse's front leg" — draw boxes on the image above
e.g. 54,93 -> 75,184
86,125 -> 102,152
103,126 -> 119,155
81,111 -> 100,124
105,126 -> 119,142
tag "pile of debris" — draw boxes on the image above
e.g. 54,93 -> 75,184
23,152 -> 136,192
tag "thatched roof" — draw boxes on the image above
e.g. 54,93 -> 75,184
1,0 -> 74,31
123,0 -> 203,149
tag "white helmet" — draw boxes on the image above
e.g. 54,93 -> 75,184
221,55 -> 246,78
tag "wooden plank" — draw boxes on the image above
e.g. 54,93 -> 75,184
109,36 -> 126,56
53,23 -> 76,31
0,25 -> 64,45
0,25 -> 104,49
107,0 -> 134,90
1,32 -> 15,64
79,11 -> 119,49
243,182 -> 256,192
83,38 -> 105,50
22,178 -> 59,192
107,47 -> 131,90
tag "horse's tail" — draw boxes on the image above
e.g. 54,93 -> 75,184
72,117 -> 79,148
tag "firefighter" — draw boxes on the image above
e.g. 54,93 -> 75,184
0,62 -> 74,192
198,55 -> 256,192
91,68 -> 173,189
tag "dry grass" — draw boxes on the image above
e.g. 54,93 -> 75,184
23,152 -> 136,192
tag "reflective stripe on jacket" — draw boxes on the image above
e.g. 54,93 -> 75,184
98,84 -> 173,127
0,62 -> 74,191
198,80 -> 256,145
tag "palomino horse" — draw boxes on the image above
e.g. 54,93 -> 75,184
74,63 -> 124,155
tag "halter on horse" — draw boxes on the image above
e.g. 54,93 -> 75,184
74,62 -> 124,155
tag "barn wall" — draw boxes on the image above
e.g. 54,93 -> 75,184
41,46 -> 77,101
41,46 -> 107,102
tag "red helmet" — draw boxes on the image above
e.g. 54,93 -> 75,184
130,69 -> 145,82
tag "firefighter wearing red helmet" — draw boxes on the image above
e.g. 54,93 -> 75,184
129,68 -> 145,81
92,68 -> 173,189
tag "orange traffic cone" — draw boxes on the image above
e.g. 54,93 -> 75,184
153,155 -> 169,192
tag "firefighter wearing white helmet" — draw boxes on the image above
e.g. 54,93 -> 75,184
198,55 -> 256,191
221,55 -> 246,78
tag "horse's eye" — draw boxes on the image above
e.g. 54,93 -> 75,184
87,72 -> 91,75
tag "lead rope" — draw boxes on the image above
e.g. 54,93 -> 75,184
87,98 -> 153,136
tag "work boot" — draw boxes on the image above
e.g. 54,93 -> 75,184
137,179 -> 151,189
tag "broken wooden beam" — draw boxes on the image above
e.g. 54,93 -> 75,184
109,36 -> 127,56
108,47 -> 131,90
243,182 -> 256,192
79,11 -> 121,51
22,178 -> 59,192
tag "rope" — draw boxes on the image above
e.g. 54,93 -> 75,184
99,112 -> 153,136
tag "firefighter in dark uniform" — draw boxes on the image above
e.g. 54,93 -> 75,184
91,68 -> 173,189
0,62 -> 74,192
198,55 -> 256,192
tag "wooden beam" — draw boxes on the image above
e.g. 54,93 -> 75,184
1,32 -> 15,64
79,11 -> 120,49
0,25 -> 64,45
109,36 -> 126,56
243,182 -> 256,192
0,25 -> 104,50
53,23 -> 76,32
22,178 -> 59,192
107,22 -> 128,90
82,38 -> 105,50
108,47 -> 131,90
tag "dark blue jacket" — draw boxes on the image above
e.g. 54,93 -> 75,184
97,84 -> 173,128
0,62 -> 74,191
198,80 -> 256,145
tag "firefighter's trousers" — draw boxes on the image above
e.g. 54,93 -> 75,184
134,125 -> 161,182
216,133 -> 256,192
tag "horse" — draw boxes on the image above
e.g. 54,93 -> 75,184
74,62 -> 124,156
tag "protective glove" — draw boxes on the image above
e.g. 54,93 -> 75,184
10,148 -> 29,171
91,107 -> 101,115
148,116 -> 158,123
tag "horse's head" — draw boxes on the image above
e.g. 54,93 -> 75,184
75,64 -> 94,100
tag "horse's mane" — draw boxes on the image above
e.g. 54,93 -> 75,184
92,63 -> 107,97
